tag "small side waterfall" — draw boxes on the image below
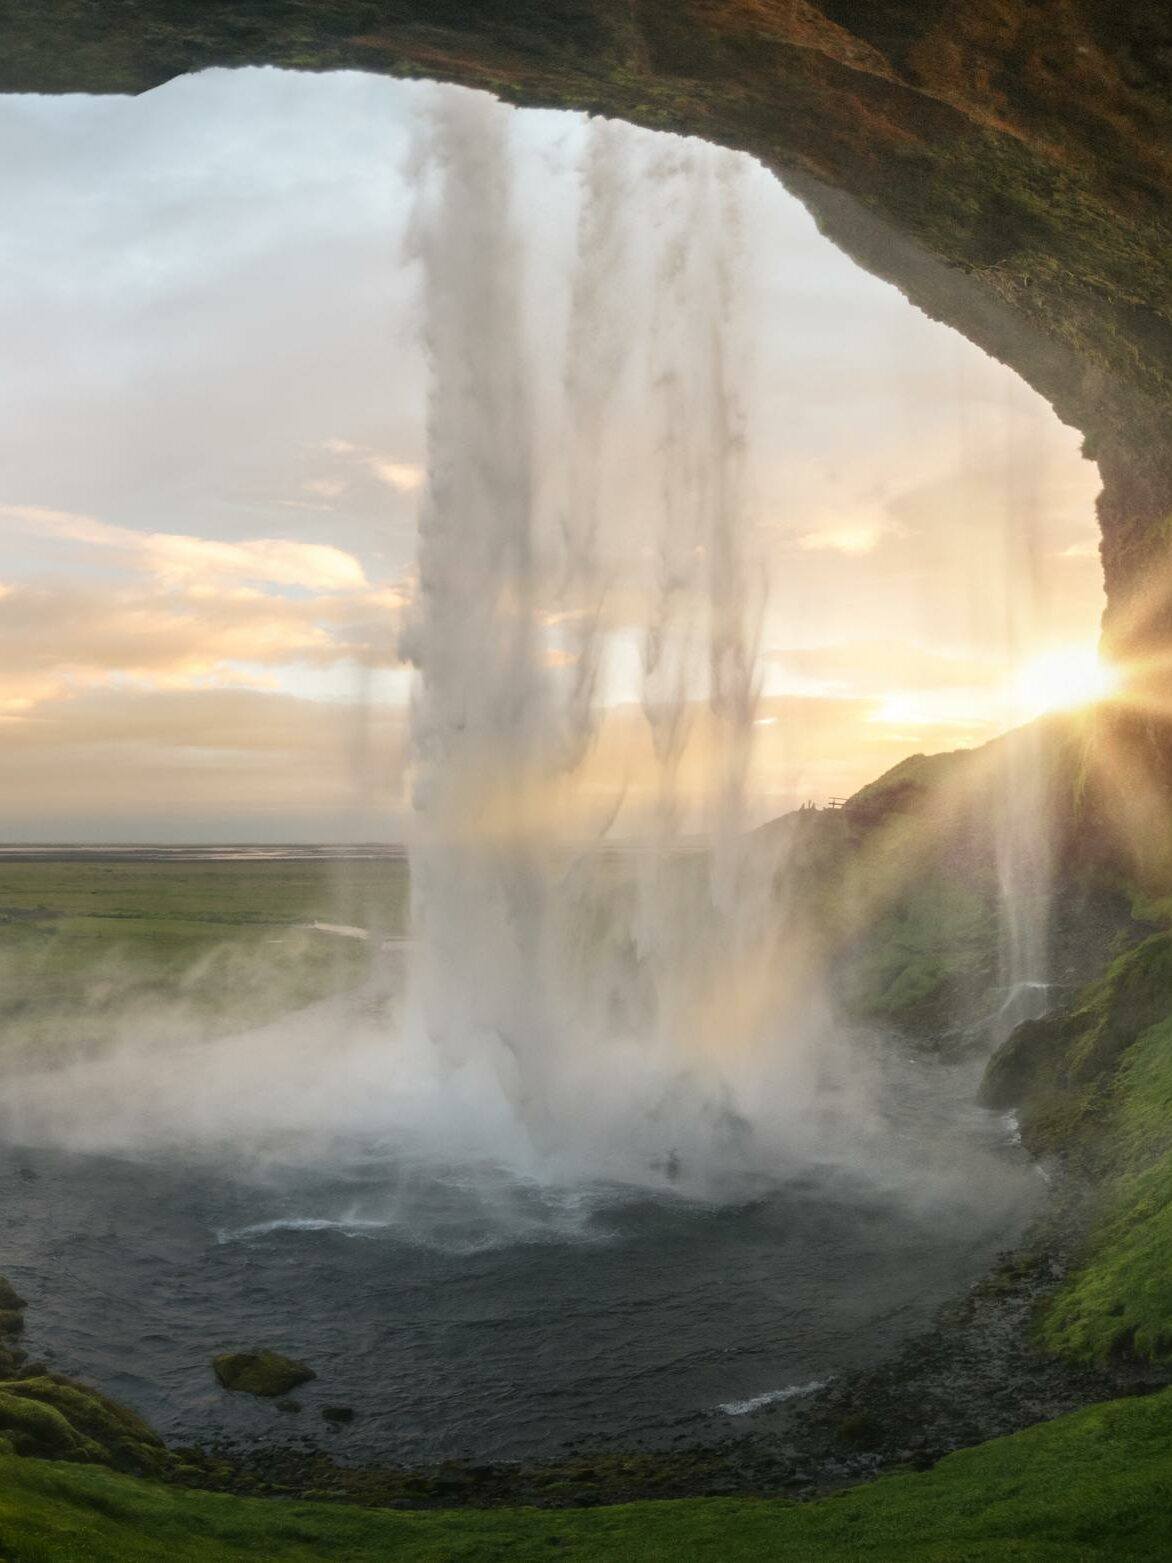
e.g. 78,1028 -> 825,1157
993,723 -> 1054,1035
990,402 -> 1055,1038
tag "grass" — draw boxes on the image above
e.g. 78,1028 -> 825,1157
0,859 -> 408,1062
0,858 -> 408,928
2,1387 -> 1172,1560
1040,1009 -> 1172,1361
977,932 -> 1172,1364
840,874 -> 995,1033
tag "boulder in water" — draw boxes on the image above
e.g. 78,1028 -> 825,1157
213,1350 -> 316,1397
320,1404 -> 355,1424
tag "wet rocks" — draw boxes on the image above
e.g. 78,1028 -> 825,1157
321,1405 -> 355,1424
835,1410 -> 881,1448
212,1350 -> 316,1398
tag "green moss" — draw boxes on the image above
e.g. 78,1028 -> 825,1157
1127,884 -> 1172,929
1039,1011 -> 1172,1362
6,1378 -> 167,1473
981,931 -> 1172,1363
0,1378 -> 168,1474
0,1391 -> 105,1463
1043,1156 -> 1172,1362
842,876 -> 994,1032
979,932 -> 1172,1144
213,1351 -> 316,1398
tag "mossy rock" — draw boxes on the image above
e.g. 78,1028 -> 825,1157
0,1277 -> 28,1313
979,1011 -> 1070,1113
0,1387 -> 105,1462
979,932 -> 1172,1149
0,1375 -> 168,1473
213,1350 -> 316,1397
0,1343 -> 28,1378
0,1309 -> 25,1337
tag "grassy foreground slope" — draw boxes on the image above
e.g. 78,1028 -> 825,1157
1042,1010 -> 1172,1361
981,933 -> 1172,1364
2,1389 -> 1171,1562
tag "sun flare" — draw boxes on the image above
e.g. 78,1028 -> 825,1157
1012,643 -> 1120,720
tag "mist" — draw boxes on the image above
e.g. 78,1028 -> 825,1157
0,88 -> 1051,1241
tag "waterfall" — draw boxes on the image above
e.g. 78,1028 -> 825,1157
993,725 -> 1054,1035
400,88 -> 555,1124
634,138 -> 771,1090
400,89 -> 859,1185
991,402 -> 1054,1038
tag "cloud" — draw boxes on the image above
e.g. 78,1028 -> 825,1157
0,685 -> 409,839
0,684 -> 923,839
0,502 -> 413,719
0,569 -> 411,716
0,70 -> 1107,840
793,519 -> 900,556
368,459 -> 425,493
2,505 -> 368,592
767,639 -> 1004,697
302,477 -> 347,500
317,439 -> 425,495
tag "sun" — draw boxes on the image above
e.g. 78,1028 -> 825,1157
1012,643 -> 1121,720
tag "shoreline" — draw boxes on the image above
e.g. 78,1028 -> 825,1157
12,1172 -> 1146,1514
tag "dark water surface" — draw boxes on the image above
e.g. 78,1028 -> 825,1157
0,1107 -> 1039,1464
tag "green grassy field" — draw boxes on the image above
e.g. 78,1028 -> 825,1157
0,858 -> 408,1061
2,1387 -> 1171,1561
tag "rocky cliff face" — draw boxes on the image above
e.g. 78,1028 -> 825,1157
4,3 -> 1170,659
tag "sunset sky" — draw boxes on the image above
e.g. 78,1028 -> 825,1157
0,69 -> 1106,842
